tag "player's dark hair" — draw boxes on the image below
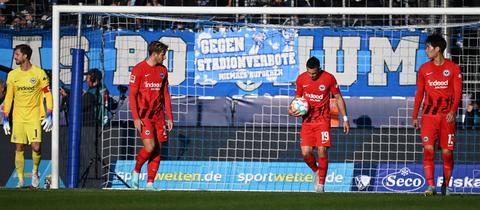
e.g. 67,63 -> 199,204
148,41 -> 168,55
426,34 -> 447,54
306,56 -> 320,71
14,44 -> 33,60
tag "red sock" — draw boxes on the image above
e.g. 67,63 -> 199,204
303,155 -> 318,172
134,148 -> 151,173
318,155 -> 328,185
147,150 -> 161,183
423,148 -> 435,186
442,152 -> 453,187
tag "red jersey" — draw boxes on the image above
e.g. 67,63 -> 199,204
412,59 -> 462,119
295,71 -> 340,124
129,60 -> 173,121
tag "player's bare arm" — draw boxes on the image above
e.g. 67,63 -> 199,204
412,119 -> 419,129
334,93 -> 350,134
446,112 -> 455,124
133,118 -> 143,132
167,120 -> 173,131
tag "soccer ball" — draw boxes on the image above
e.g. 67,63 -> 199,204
290,98 -> 309,116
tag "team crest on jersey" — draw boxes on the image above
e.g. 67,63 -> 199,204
443,69 -> 450,77
319,84 -> 326,91
160,72 -> 165,79
130,75 -> 136,83
423,136 -> 429,142
145,130 -> 151,136
30,77 -> 37,84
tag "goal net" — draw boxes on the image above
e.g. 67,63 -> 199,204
51,6 -> 480,193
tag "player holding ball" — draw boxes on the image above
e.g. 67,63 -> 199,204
288,56 -> 350,193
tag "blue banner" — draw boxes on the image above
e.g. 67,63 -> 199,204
350,163 -> 378,191
5,160 -> 65,188
301,29 -> 428,96
373,163 -> 480,193
0,27 -> 427,97
111,160 -> 353,192
194,28 -> 298,84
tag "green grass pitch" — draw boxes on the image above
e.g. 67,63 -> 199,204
0,189 -> 479,210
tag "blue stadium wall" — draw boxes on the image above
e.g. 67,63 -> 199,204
0,27 -> 428,97
0,27 -> 430,128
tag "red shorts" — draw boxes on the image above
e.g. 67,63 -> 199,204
421,115 -> 456,150
300,123 -> 331,147
140,120 -> 168,142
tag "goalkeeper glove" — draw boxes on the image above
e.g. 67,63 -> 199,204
3,113 -> 10,135
41,111 -> 53,132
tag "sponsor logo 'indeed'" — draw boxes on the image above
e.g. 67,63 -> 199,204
427,80 -> 448,89
305,93 -> 323,102
145,81 -> 163,89
381,167 -> 425,192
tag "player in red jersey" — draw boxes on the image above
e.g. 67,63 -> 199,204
412,34 -> 462,196
288,57 -> 350,192
129,41 -> 173,190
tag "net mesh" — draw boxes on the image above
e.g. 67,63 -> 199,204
54,10 -> 480,192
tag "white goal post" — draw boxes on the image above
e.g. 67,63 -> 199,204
50,5 -> 480,189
